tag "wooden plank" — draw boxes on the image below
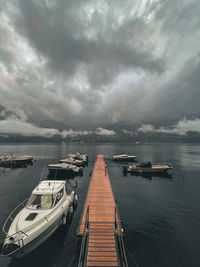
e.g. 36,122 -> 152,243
87,256 -> 117,261
88,243 -> 116,248
88,252 -> 117,257
88,248 -> 116,252
87,262 -> 118,267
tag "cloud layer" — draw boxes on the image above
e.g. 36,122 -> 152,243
0,0 -> 200,133
138,118 -> 200,136
0,116 -> 116,137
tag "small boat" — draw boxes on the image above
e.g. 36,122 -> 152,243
59,158 -> 84,167
1,180 -> 78,258
123,161 -> 173,175
48,163 -> 83,176
112,154 -> 137,162
68,153 -> 88,165
0,154 -> 33,167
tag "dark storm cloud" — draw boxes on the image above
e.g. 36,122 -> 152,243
140,52 -> 200,127
11,0 -> 164,82
0,0 -> 200,134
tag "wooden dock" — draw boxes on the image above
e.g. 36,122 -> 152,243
78,155 -> 127,267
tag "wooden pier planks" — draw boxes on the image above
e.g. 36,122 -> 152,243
87,222 -> 118,267
78,155 -> 119,267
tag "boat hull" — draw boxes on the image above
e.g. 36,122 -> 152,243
128,168 -> 172,173
48,168 -> 83,178
123,165 -> 173,176
112,155 -> 137,162
0,159 -> 33,167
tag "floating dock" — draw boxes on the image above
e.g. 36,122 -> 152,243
77,155 -> 127,267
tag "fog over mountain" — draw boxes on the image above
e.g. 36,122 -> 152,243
0,0 -> 200,141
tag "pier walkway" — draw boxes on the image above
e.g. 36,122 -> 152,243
77,155 -> 127,267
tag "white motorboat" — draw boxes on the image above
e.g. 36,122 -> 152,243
112,154 -> 137,162
59,158 -> 84,167
1,180 -> 78,258
48,163 -> 83,174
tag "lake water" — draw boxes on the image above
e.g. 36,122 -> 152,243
0,143 -> 200,267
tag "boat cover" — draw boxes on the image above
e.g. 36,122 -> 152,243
138,161 -> 152,168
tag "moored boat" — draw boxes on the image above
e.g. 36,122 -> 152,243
0,154 -> 33,167
48,163 -> 83,177
68,153 -> 88,165
123,161 -> 173,175
1,180 -> 77,258
59,158 -> 84,167
112,154 -> 137,162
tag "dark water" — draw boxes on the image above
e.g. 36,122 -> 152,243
0,143 -> 200,267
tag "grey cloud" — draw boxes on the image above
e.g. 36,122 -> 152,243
0,22 -> 16,71
0,0 -> 200,132
11,1 -> 164,81
95,128 -> 116,136
137,118 -> 200,136
155,0 -> 200,36
146,52 -> 200,126
0,117 -> 116,137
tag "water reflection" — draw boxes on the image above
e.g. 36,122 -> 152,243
123,172 -> 173,179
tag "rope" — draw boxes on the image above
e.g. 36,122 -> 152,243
125,244 -> 140,267
67,253 -> 76,267
36,163 -> 46,190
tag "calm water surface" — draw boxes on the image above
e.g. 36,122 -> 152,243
0,143 -> 200,267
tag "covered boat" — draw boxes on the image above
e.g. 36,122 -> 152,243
1,180 -> 77,258
112,154 -> 137,162
123,161 -> 173,175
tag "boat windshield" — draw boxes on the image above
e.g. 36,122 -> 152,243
27,194 -> 54,209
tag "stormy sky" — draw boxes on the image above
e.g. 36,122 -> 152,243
0,0 -> 200,137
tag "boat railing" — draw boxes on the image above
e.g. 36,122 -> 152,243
2,198 -> 29,237
78,206 -> 89,267
2,197 -> 61,239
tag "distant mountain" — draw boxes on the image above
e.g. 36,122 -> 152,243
0,105 -> 200,143
0,130 -> 200,143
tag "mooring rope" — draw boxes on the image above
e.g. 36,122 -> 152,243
125,244 -> 140,267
